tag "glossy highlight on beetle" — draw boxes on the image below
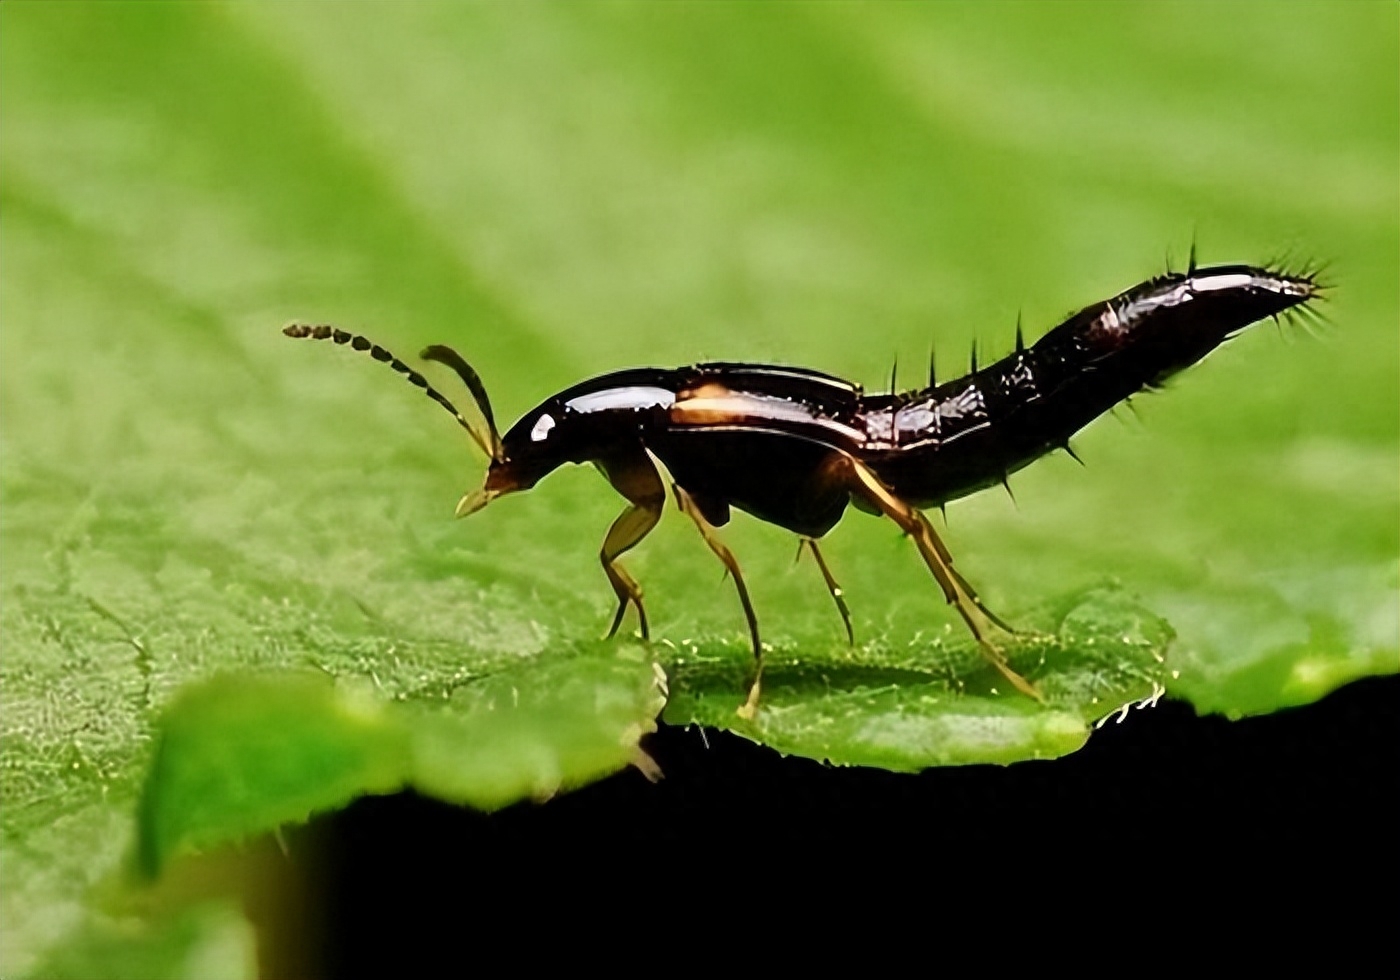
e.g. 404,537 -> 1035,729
285,260 -> 1321,717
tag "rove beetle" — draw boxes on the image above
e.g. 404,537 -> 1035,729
286,260 -> 1319,716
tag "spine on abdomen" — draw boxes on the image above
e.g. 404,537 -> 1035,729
883,264 -> 1318,507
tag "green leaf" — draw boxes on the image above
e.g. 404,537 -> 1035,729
2,2 -> 1394,975
136,674 -> 409,880
666,586 -> 1173,769
137,655 -> 663,877
25,902 -> 256,980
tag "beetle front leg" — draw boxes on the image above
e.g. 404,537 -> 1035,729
672,483 -> 764,719
596,452 -> 665,642
834,453 -> 1041,700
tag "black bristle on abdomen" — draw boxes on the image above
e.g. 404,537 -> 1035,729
870,264 -> 1319,507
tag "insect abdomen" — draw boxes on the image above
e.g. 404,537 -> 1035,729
869,264 -> 1319,506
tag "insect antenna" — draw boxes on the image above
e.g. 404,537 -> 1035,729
282,324 -> 499,461
889,355 -> 899,397
1014,311 -> 1025,355
969,338 -> 979,374
927,341 -> 937,388
420,345 -> 505,463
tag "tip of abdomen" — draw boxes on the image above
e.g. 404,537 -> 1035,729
1109,262 -> 1322,353
1187,263 -> 1319,305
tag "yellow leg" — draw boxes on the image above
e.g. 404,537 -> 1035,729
834,453 -> 1040,699
596,453 -> 665,641
799,538 -> 854,646
672,484 -> 764,719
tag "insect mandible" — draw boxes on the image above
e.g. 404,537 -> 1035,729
285,258 -> 1320,717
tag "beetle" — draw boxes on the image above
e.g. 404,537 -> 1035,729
285,259 -> 1319,716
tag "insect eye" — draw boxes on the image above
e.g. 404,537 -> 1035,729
530,413 -> 556,442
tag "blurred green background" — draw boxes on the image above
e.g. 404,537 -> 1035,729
2,2 -> 1395,976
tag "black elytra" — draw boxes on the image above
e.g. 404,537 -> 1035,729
285,262 -> 1321,717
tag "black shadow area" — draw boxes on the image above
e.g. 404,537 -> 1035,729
310,676 -> 1397,972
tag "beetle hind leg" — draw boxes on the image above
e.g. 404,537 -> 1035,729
834,453 -> 1040,700
923,530 -> 1019,635
672,484 -> 764,719
907,512 -> 1019,635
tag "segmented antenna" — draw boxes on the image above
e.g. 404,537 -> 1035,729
420,345 -> 504,462
282,323 -> 500,462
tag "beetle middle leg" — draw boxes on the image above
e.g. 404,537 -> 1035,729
672,483 -> 764,719
596,452 -> 665,642
832,453 -> 1041,700
798,538 -> 854,646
